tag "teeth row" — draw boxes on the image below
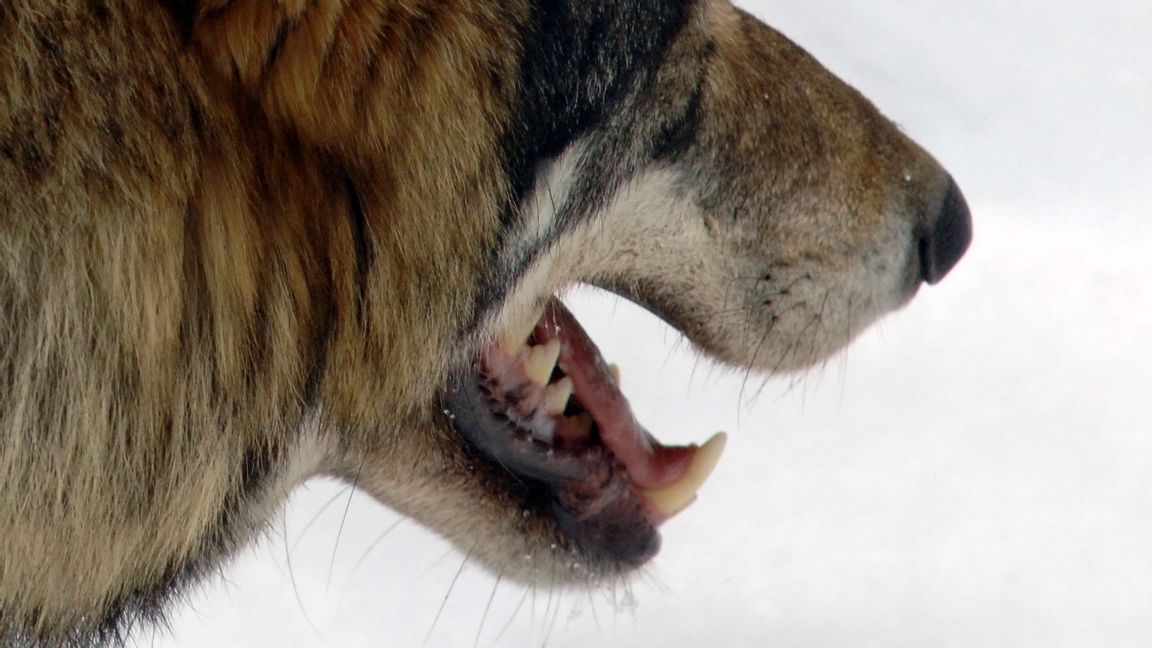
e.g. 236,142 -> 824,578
499,321 -> 721,522
501,321 -> 622,427
524,338 -> 562,385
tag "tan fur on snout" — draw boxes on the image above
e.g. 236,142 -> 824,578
566,1 -> 954,372
0,0 -> 957,644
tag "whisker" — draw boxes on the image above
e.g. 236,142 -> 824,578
487,586 -> 530,648
544,186 -> 556,240
413,548 -> 459,584
528,579 -> 539,635
474,572 -> 503,648
540,589 -> 563,648
738,310 -> 781,416
769,306 -> 822,381
838,293 -> 856,404
607,579 -> 621,632
586,589 -> 602,636
326,452 -> 366,595
343,517 -> 405,588
422,549 -> 472,648
539,564 -> 556,639
282,512 -> 325,644
290,486 -> 351,554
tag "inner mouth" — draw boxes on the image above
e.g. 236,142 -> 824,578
444,297 -> 725,567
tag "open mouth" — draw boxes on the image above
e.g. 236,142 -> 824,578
444,297 -> 725,567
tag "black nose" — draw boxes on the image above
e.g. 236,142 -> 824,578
919,177 -> 972,284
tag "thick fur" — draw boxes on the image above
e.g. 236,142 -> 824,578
0,0 -> 955,644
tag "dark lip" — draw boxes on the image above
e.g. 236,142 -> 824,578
441,297 -> 680,568
443,370 -> 662,568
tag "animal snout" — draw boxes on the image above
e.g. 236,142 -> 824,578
918,177 -> 973,284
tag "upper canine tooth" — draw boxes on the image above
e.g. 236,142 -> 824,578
500,312 -> 539,351
524,338 -> 561,385
644,432 -> 728,519
543,377 -> 574,415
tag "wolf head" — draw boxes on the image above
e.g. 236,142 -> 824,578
304,0 -> 970,583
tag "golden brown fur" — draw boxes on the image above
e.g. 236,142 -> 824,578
1,0 -> 510,636
0,0 -> 965,643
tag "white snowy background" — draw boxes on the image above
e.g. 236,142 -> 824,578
143,1 -> 1152,646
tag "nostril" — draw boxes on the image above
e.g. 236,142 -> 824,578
919,176 -> 973,284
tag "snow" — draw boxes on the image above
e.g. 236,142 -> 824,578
143,2 -> 1152,646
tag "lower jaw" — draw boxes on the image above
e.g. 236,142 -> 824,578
444,369 -> 662,568
443,296 -> 729,568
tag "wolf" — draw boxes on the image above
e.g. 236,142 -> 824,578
0,0 -> 971,644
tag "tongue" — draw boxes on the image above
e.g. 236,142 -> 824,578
532,299 -> 695,490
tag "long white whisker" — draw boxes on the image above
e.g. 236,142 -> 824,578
342,517 -> 405,588
474,572 -> 503,648
282,512 -> 326,644
487,586 -> 530,648
290,486 -> 350,554
422,549 -> 472,648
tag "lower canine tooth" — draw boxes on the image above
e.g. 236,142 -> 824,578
524,338 -> 561,385
644,432 -> 727,519
543,377 -> 574,415
608,363 -> 621,384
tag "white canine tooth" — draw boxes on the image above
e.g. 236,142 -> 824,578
644,432 -> 728,519
524,338 -> 562,385
543,377 -> 574,415
608,363 -> 621,385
